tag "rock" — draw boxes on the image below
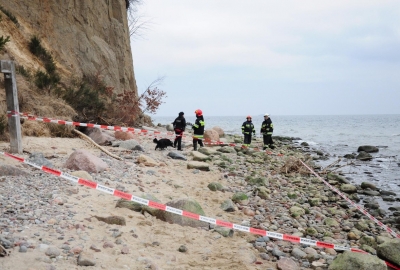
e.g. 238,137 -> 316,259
340,184 -> 357,194
328,251 -> 386,270
291,248 -> 307,259
377,238 -> 400,266
116,194 -> 161,216
306,227 -> 318,236
246,176 -> 268,186
361,182 -> 377,190
198,147 -> 218,155
324,217 -> 339,227
121,246 -> 129,254
290,206 -> 305,217
357,145 -> 379,153
207,182 -> 224,191
277,257 -> 299,270
356,151 -> 373,161
203,129 -> 220,142
132,145 -> 145,152
93,216 -> 126,226
256,186 -> 270,199
214,226 -> 234,237
19,246 -> 27,253
70,170 -> 93,181
166,124 -> 174,132
344,154 -> 356,159
232,192 -> 248,203
187,161 -> 210,171
77,251 -> 96,266
327,173 -> 349,184
212,126 -> 225,137
0,165 -> 28,176
64,149 -> 108,173
192,151 -> 211,161
217,146 -> 236,153
115,130 -> 136,141
45,247 -> 60,258
220,199 -> 235,212
167,151 -> 187,160
88,128 -> 115,145
118,139 -> 139,150
137,155 -> 158,167
155,198 -> 208,228
28,152 -> 53,168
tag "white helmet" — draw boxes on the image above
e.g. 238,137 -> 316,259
264,113 -> 270,117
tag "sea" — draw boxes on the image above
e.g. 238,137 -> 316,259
153,114 -> 400,211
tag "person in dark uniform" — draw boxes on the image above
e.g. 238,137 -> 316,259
260,113 -> 274,150
172,111 -> 186,150
241,115 -> 255,147
192,109 -> 205,151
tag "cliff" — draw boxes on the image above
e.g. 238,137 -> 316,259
0,0 -> 137,95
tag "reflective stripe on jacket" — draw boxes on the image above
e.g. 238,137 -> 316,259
260,118 -> 273,135
241,121 -> 255,134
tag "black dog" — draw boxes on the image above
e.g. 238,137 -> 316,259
153,138 -> 174,150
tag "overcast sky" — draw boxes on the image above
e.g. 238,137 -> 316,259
131,0 -> 400,117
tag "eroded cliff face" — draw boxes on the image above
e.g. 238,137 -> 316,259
1,0 -> 137,95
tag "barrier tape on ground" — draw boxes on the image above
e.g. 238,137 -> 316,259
7,111 -> 283,155
299,160 -> 400,239
1,152 -> 399,269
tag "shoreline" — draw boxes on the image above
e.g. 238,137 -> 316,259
0,130 -> 399,269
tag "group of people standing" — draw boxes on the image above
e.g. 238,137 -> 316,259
172,110 -> 274,151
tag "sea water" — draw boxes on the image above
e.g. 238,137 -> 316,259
153,114 -> 400,210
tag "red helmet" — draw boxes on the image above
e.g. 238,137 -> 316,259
246,115 -> 252,119
195,109 -> 203,116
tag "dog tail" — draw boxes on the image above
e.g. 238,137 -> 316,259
153,138 -> 158,143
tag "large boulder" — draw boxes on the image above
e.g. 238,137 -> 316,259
166,124 -> 174,132
277,257 -> 300,270
192,151 -> 211,161
357,145 -> 379,153
212,126 -> 225,137
115,131 -> 136,141
187,161 -> 210,171
328,251 -> 386,270
204,129 -> 220,142
217,146 -> 236,153
64,150 -> 108,173
167,151 -> 187,160
87,128 -> 115,145
361,182 -> 377,190
115,139 -> 139,150
198,147 -> 218,156
28,152 -> 53,168
155,198 -> 208,228
137,155 -> 158,167
377,238 -> 400,266
116,194 -> 161,216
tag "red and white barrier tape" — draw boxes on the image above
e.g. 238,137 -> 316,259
300,160 -> 400,239
7,111 -> 282,154
1,151 -> 399,269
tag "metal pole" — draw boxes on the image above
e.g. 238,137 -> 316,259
1,60 -> 22,153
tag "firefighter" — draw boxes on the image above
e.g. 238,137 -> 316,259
172,111 -> 186,151
192,109 -> 205,151
260,113 -> 274,149
241,115 -> 255,147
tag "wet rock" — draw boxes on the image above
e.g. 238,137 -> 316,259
356,151 -> 373,161
357,145 -> 379,153
361,182 -> 377,190
167,151 -> 187,160
340,184 -> 357,194
328,251 -> 386,270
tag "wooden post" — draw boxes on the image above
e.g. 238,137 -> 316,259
1,60 -> 22,153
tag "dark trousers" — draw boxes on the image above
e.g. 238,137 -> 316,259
243,133 -> 252,145
174,132 -> 183,150
193,138 -> 204,150
263,134 -> 274,149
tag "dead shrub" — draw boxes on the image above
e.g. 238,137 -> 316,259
280,157 -> 312,176
22,121 -> 50,137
